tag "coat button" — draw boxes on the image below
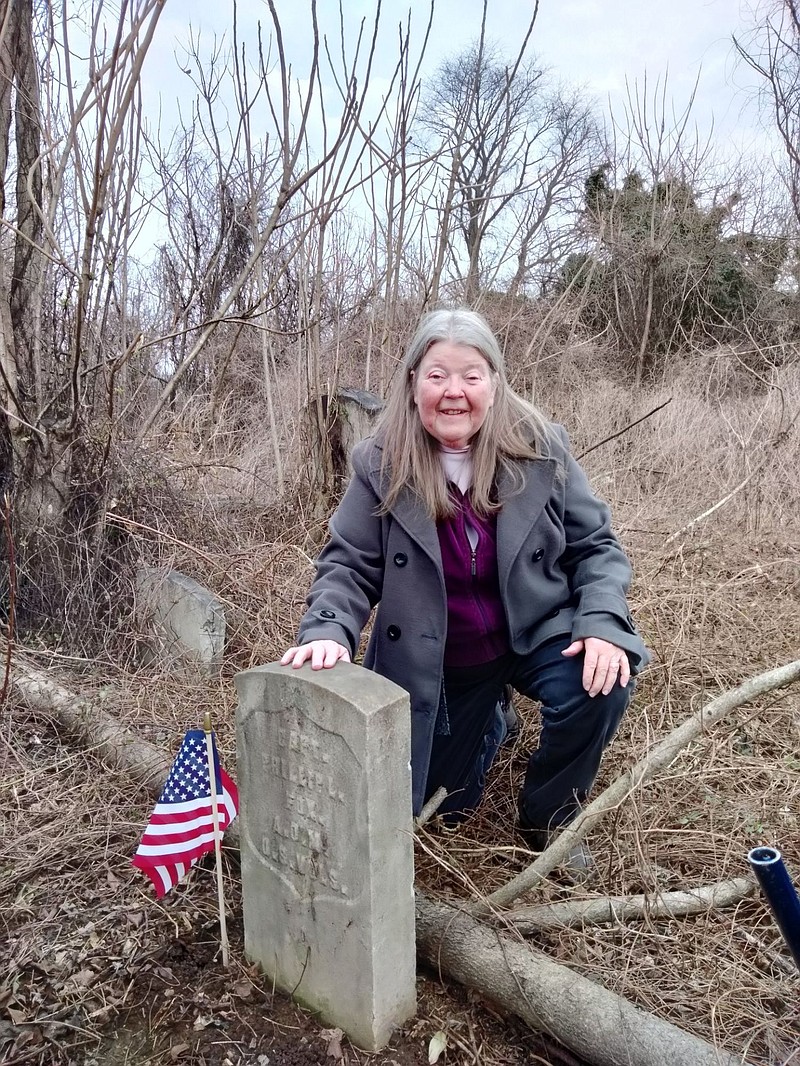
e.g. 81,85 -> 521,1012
320,609 -> 335,619
393,552 -> 408,567
532,547 -> 545,562
387,625 -> 401,641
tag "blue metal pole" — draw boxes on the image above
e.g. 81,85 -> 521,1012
747,846 -> 800,973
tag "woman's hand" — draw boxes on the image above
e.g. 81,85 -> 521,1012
280,640 -> 351,670
562,637 -> 630,697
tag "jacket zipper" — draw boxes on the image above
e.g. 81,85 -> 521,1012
463,506 -> 495,643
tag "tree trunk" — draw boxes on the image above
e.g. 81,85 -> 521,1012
0,0 -> 72,615
0,0 -> 32,486
415,894 -> 751,1066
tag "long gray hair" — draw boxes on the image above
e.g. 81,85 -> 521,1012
376,308 -> 552,518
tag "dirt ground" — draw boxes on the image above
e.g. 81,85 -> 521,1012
1,699 -> 587,1066
3,444 -> 800,1065
85,914 -> 585,1066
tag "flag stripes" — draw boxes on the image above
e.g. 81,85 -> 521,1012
132,730 -> 239,898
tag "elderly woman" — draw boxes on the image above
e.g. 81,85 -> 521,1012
282,309 -> 648,853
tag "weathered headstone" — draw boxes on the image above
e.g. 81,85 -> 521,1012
306,387 -> 384,484
135,567 -> 225,676
235,661 -> 416,1051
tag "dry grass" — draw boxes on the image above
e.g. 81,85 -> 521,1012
410,357 -> 800,1063
2,347 -> 800,1064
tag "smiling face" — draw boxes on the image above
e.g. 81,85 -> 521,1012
412,341 -> 497,449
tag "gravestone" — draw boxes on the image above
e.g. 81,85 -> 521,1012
305,387 -> 384,486
235,661 -> 416,1051
135,567 -> 226,676
332,386 -> 385,467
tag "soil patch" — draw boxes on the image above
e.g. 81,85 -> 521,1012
1,702 -> 584,1066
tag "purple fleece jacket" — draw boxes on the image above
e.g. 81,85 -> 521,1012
437,488 -> 510,668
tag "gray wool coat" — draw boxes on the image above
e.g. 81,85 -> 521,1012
297,429 -> 649,813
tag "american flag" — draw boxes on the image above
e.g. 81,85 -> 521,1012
132,729 -> 238,898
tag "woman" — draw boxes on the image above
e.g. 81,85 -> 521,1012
282,309 -> 648,849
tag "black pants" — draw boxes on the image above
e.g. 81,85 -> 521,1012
425,637 -> 632,829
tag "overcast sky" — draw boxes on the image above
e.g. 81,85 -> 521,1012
146,0 -> 766,153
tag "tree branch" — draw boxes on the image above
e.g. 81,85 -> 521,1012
507,877 -> 756,932
474,660 -> 800,913
575,398 -> 672,460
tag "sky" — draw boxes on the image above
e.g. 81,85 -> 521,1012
144,0 -> 766,153
123,0 -> 778,266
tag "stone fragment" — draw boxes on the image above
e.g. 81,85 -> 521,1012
135,567 -> 225,676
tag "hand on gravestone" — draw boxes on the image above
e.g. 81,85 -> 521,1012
280,640 -> 351,670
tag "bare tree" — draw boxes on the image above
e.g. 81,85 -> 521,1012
735,1 -> 800,229
362,3 -> 436,382
0,0 -> 164,630
418,5 -> 596,303
561,76 -> 793,382
133,2 -> 431,448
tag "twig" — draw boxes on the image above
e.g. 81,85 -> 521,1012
663,406 -> 799,546
662,456 -> 768,547
474,659 -> 800,913
507,876 -> 756,932
106,512 -> 219,565
0,492 -> 16,706
575,397 -> 673,460
734,927 -> 798,978
416,786 -> 448,828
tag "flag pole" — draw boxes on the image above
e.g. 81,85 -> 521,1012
204,711 -> 230,968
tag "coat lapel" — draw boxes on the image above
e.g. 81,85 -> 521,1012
390,488 -> 443,570
364,448 -> 443,572
363,442 -> 557,580
496,457 -> 558,591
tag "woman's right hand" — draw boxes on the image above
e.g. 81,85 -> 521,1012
280,640 -> 351,670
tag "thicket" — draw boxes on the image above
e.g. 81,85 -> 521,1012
0,0 -> 797,653
2,6 -> 800,1063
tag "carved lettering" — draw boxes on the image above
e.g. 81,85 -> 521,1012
271,814 -> 324,853
259,833 -> 349,897
264,750 -> 346,805
256,711 -> 357,899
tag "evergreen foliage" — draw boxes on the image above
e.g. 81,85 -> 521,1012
561,167 -> 794,379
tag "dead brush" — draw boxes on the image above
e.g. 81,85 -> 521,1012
125,353 -> 800,1061
3,347 -> 800,1064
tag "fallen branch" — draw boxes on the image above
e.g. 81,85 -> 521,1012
415,893 -> 751,1066
11,658 -> 170,795
507,876 -> 756,932
476,659 -> 800,913
575,397 -> 672,461
416,786 -> 448,828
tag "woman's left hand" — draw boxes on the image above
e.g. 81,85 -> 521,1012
562,637 -> 630,697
